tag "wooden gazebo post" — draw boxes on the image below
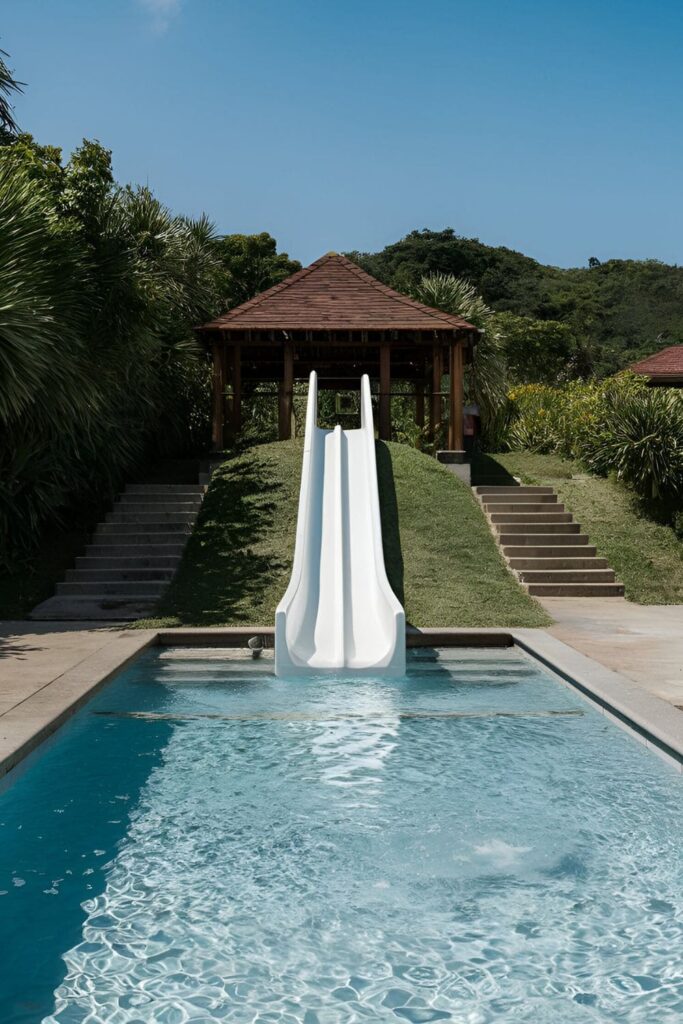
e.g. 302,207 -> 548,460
448,340 -> 464,452
430,343 -> 442,438
230,340 -> 242,436
211,338 -> 226,451
278,337 -> 294,440
379,338 -> 391,440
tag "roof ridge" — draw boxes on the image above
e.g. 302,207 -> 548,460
334,254 -> 473,328
200,252 -> 479,333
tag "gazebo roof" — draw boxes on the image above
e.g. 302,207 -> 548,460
201,253 -> 478,334
630,345 -> 683,381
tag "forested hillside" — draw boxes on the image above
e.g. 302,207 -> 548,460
349,229 -> 683,376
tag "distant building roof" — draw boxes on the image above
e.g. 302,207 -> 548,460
630,345 -> 683,382
200,252 -> 479,334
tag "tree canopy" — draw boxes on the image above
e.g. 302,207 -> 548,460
349,229 -> 683,377
216,232 -> 300,309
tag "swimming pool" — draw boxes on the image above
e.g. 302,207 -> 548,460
0,647 -> 681,1023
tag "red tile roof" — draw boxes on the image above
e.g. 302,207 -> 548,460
630,345 -> 683,379
201,253 -> 478,334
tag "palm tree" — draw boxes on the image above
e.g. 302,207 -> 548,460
413,273 -> 508,440
0,48 -> 23,142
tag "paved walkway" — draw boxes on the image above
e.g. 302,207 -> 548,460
0,621 -> 154,777
0,622 -> 133,713
540,598 -> 683,707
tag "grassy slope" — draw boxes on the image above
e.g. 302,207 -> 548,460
138,440 -> 548,629
488,452 -> 683,605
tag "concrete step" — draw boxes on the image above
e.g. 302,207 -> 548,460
519,569 -> 616,584
118,492 -> 203,506
496,523 -> 579,537
66,568 -> 175,582
76,554 -> 182,570
29,596 -> 158,621
499,532 -> 588,547
508,557 -> 607,570
481,493 -> 559,505
475,486 -> 554,495
490,511 -> 572,524
125,484 -> 206,495
485,502 -> 565,514
97,521 -> 192,536
503,543 -> 596,558
527,582 -> 625,597
107,507 -> 198,522
85,541 -> 187,556
56,580 -> 168,596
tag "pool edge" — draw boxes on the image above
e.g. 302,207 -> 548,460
1,625 -> 681,780
0,630 -> 157,781
512,629 -> 683,771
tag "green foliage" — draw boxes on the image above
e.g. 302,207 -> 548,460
506,376 -> 683,506
412,273 -> 508,442
350,229 -> 683,377
491,311 -> 582,383
0,48 -> 22,142
586,387 -> 683,500
0,140 -> 224,567
217,232 -> 300,309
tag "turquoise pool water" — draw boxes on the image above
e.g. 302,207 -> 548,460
0,647 -> 681,1023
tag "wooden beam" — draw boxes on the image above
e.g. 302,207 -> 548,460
448,340 -> 465,451
279,338 -> 294,440
231,343 -> 242,435
211,339 -> 226,451
430,344 -> 442,438
379,338 -> 391,440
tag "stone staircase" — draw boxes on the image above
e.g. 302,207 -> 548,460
30,479 -> 208,621
475,485 -> 624,597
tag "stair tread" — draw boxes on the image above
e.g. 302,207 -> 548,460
527,583 -> 625,596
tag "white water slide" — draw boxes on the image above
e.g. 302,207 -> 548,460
275,372 -> 405,677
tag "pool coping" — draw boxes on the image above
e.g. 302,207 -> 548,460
1,625 -> 681,781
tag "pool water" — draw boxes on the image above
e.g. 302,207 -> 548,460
0,647 -> 681,1023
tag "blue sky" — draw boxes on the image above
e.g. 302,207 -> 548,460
3,0 -> 683,267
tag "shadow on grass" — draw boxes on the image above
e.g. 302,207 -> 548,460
157,453 -> 286,625
470,451 -> 518,487
376,440 -> 405,606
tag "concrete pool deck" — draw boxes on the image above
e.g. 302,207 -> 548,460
539,598 -> 683,707
1,615 -> 682,779
0,622 -> 155,778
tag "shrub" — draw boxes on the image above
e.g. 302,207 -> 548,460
506,374 -> 683,505
586,387 -> 683,499
0,146 -> 222,566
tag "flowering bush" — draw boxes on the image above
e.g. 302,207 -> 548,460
506,374 -> 683,502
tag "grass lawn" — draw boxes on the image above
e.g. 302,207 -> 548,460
485,451 -> 683,605
138,440 -> 549,629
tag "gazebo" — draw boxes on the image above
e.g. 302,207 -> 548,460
197,252 -> 480,453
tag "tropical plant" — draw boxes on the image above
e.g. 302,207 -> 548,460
412,273 -> 508,442
586,387 -> 683,499
0,48 -> 22,142
506,374 -> 683,505
0,142 -> 224,566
